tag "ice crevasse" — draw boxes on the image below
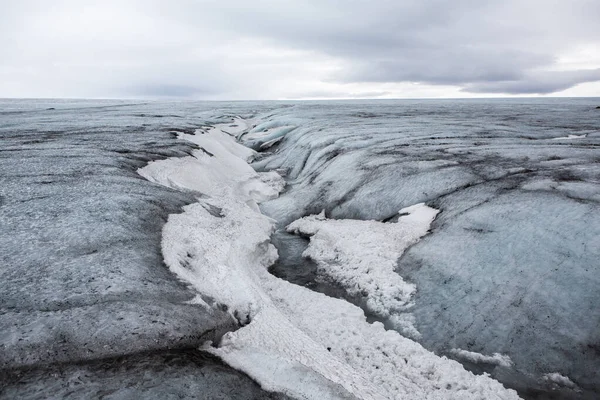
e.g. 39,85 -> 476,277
138,118 -> 520,400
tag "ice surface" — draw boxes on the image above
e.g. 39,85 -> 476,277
2,98 -> 598,399
399,190 -> 600,395
1,349 -> 290,400
248,98 -> 600,399
0,100 -> 286,399
143,122 -> 519,400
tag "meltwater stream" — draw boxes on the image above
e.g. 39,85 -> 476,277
249,99 -> 600,400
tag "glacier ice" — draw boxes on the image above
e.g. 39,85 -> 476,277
2,98 -> 598,399
0,99 -> 290,399
249,98 -> 600,398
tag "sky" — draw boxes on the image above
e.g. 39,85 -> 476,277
1,0 -> 599,100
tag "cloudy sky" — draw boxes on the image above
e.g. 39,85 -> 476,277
1,0 -> 599,99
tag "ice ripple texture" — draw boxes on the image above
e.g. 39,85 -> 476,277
249,99 -> 600,399
0,99 -> 292,399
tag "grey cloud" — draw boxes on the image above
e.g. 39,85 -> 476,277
123,83 -> 221,99
193,0 -> 600,94
283,90 -> 392,100
337,49 -> 551,85
463,68 -> 600,94
1,0 -> 599,98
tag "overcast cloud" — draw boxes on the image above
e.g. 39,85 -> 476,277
1,0 -> 599,99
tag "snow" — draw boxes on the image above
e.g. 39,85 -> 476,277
449,349 -> 513,368
542,372 -> 576,388
286,203 -> 439,339
139,118 -> 284,211
551,134 -> 587,140
138,121 -> 520,400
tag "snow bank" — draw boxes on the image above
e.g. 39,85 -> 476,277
450,349 -> 513,368
138,119 -> 283,211
286,204 -> 439,338
138,119 -> 520,400
542,372 -> 577,388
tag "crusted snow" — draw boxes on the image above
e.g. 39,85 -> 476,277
286,203 -> 439,339
449,349 -> 513,368
551,134 -> 587,140
138,120 -> 520,400
542,372 -> 577,388
139,119 -> 282,211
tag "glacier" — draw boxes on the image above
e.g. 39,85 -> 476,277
1,98 -> 598,399
139,120 -> 519,399
248,99 -> 599,399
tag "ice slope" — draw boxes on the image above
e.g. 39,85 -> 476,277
249,99 -> 600,399
0,99 -> 289,399
139,121 -> 520,400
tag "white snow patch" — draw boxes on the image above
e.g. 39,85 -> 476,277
450,349 -> 513,368
138,120 -> 520,400
286,203 -> 439,339
551,134 -> 587,140
542,372 -> 577,388
139,120 -> 283,212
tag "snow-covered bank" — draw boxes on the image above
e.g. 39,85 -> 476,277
286,204 -> 439,339
449,349 -> 513,368
138,118 -> 520,399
